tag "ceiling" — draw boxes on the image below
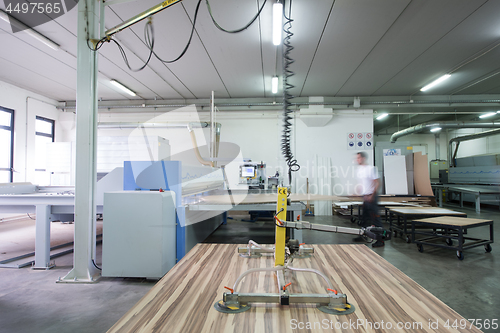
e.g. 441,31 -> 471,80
2,0 -> 500,134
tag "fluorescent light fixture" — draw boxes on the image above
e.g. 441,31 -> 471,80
110,80 -> 136,96
0,9 -> 60,50
271,76 -> 279,94
430,127 -> 442,132
273,2 -> 283,45
376,113 -> 388,120
479,112 -> 496,119
420,74 -> 451,92
497,110 -> 500,113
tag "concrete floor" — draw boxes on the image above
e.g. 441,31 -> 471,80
0,203 -> 498,333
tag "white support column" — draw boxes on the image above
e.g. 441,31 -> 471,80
59,0 -> 100,283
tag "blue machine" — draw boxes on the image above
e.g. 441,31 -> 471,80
123,160 -> 224,262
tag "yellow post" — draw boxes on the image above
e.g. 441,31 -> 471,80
275,187 -> 287,266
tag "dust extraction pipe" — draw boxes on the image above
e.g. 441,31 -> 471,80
448,128 -> 500,167
390,121 -> 500,143
187,124 -> 214,167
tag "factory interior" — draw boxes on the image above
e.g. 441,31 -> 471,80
1,0 -> 500,332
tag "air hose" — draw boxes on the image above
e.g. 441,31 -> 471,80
281,0 -> 300,186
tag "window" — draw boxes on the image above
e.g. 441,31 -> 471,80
0,107 -> 14,183
35,116 -> 55,185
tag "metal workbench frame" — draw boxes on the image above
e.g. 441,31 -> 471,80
411,218 -> 493,260
0,193 -> 103,269
388,208 -> 467,243
432,184 -> 500,213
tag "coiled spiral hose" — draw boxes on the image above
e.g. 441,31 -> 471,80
281,0 -> 300,186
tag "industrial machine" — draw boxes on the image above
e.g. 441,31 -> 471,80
267,170 -> 280,190
215,187 -> 390,315
239,161 -> 266,189
430,160 -> 447,183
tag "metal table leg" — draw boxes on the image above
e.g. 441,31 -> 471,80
34,204 -> 54,270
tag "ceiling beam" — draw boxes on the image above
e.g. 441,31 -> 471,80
58,94 -> 500,111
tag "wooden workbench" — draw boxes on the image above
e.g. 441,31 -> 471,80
108,244 -> 482,333
412,216 -> 494,260
388,207 -> 467,243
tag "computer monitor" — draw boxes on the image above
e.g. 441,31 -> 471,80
241,166 -> 255,177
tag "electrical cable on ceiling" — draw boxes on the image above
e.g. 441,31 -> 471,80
88,0 -> 268,67
87,0 -> 203,66
110,18 -> 155,72
281,0 -> 300,186
206,0 -> 267,33
148,0 -> 203,64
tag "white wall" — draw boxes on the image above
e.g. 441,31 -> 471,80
295,110 -> 373,196
69,108 -> 374,196
375,132 -> 447,162
0,80 -> 67,183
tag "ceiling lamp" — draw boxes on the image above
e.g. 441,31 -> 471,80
479,112 -> 496,119
376,113 -> 388,120
0,9 -> 60,51
420,74 -> 451,92
273,1 -> 283,46
110,80 -> 136,96
430,127 -> 442,132
271,76 -> 279,94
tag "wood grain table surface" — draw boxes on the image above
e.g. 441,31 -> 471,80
108,244 -> 482,333
389,207 -> 467,216
413,216 -> 493,227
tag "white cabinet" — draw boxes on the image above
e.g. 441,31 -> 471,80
102,191 -> 176,279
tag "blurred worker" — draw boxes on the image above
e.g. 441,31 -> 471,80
354,152 -> 384,247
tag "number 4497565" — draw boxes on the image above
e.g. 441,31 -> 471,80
6,2 -> 62,15
445,319 -> 498,330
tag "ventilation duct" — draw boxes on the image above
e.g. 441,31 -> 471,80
299,97 -> 334,127
448,128 -> 500,167
390,121 -> 500,143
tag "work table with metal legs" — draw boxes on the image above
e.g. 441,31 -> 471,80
387,207 -> 467,243
108,243 -> 483,333
0,193 -> 103,269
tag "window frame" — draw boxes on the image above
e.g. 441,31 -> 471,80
0,106 -> 14,182
35,116 -> 55,173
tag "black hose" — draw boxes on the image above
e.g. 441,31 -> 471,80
206,0 -> 267,33
281,0 -> 299,185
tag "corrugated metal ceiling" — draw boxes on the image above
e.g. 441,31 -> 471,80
1,0 -> 500,132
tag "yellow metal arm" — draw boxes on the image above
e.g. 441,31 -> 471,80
275,187 -> 288,266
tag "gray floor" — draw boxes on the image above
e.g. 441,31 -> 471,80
0,203 -> 498,333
